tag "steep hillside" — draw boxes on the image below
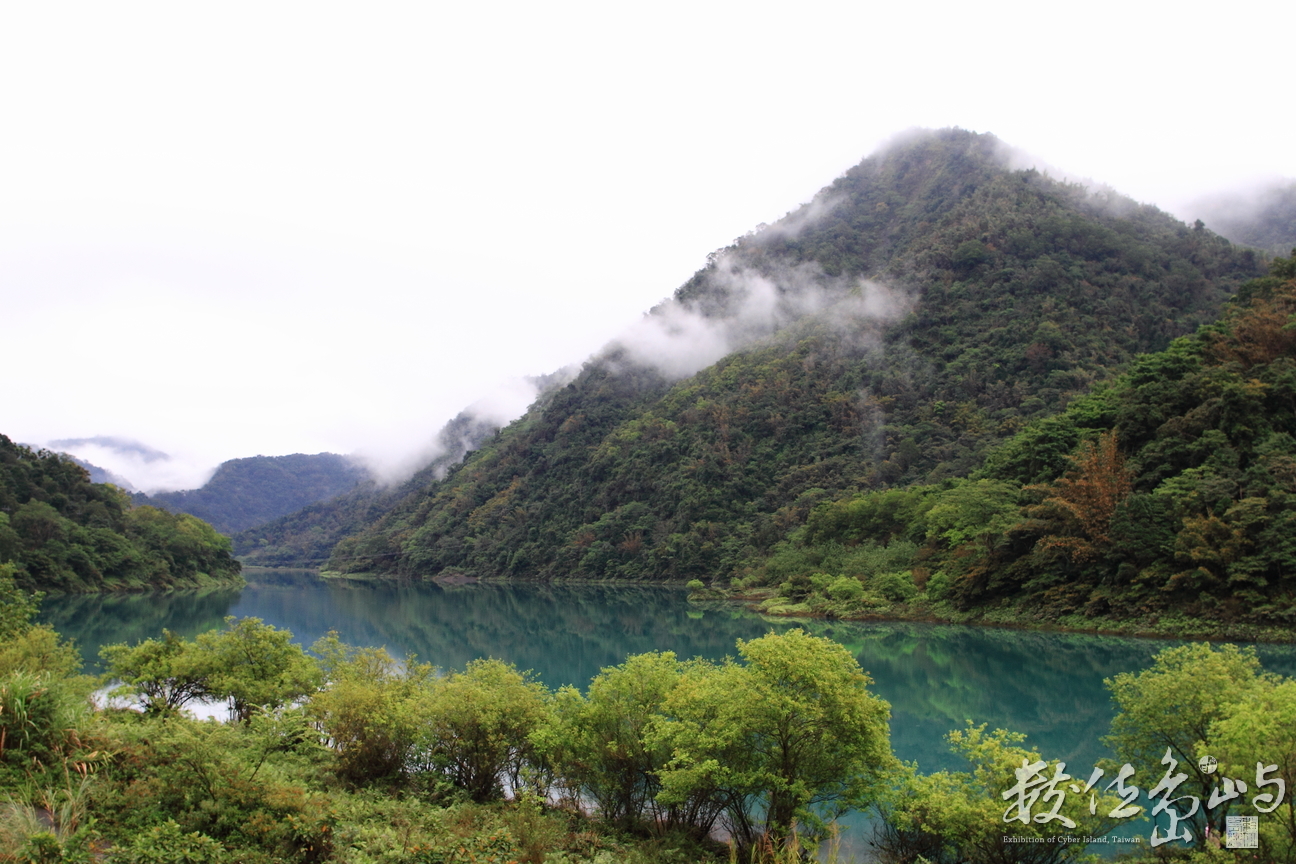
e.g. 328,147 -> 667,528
140,452 -> 370,534
0,435 -> 241,592
297,129 -> 1262,583
747,253 -> 1296,632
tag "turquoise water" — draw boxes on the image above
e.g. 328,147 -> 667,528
38,570 -> 1296,854
39,570 -> 1296,772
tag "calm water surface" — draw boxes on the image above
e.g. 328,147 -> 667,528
38,570 -> 1296,856
40,569 -> 1296,775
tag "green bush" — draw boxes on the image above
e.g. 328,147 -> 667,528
116,821 -> 228,864
871,571 -> 918,603
825,576 -> 864,602
924,570 -> 953,601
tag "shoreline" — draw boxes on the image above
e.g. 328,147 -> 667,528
714,586 -> 1296,644
169,566 -> 1296,645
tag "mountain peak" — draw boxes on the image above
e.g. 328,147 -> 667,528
240,132 -> 1265,579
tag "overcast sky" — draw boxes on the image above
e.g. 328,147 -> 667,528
3,0 -> 1293,491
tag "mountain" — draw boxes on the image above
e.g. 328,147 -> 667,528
139,452 -> 372,535
60,454 -> 137,491
0,435 -> 241,592
234,407 -> 532,567
975,253 -> 1296,624
1191,179 -> 1296,255
46,435 -> 204,493
49,435 -> 170,464
749,252 -> 1296,632
250,129 -> 1266,584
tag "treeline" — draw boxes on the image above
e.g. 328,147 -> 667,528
0,436 -> 241,592
3,574 -> 1293,862
290,130 -> 1262,584
742,252 -> 1296,632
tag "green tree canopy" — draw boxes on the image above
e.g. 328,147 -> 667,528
652,629 -> 893,850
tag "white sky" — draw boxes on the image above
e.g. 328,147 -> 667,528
3,0 -> 1293,490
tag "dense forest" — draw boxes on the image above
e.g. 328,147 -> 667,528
7,127 -> 1296,861
1,574 -> 1292,862
741,252 -> 1296,635
251,130 -> 1265,598
139,453 -> 371,535
0,436 -> 241,592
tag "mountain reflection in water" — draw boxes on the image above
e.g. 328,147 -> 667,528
40,569 -> 1296,775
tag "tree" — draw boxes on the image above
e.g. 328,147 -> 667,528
193,617 -> 321,723
307,633 -> 433,787
873,724 -> 1119,864
0,562 -> 82,679
536,651 -> 684,829
1028,430 -> 1132,563
101,630 -> 210,715
1103,642 -> 1275,839
102,618 -> 320,723
922,479 -> 1020,552
419,658 -> 550,803
0,562 -> 40,642
1205,677 -> 1296,862
652,629 -> 893,851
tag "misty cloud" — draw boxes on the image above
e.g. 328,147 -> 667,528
362,366 -> 580,485
46,437 -> 217,493
608,253 -> 911,381
746,192 -> 846,243
1186,179 -> 1296,254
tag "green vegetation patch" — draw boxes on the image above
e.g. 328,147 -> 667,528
739,253 -> 1296,631
0,436 -> 242,593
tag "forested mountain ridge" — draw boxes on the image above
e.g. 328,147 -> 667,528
234,407 -> 528,567
0,435 -> 241,592
282,128 -> 1265,583
746,252 -> 1296,631
139,452 -> 371,534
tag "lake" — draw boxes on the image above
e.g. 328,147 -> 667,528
38,569 -> 1296,854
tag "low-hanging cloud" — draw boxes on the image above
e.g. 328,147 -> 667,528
359,366 -> 580,486
362,253 -> 912,486
46,436 -> 217,493
608,253 -> 912,381
1185,178 -> 1296,254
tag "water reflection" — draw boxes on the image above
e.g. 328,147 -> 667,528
40,570 -> 1296,777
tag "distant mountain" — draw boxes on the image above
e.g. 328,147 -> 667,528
49,436 -> 171,464
45,435 -> 209,493
1191,179 -> 1296,255
61,454 -> 137,491
248,129 -> 1264,586
139,453 -> 372,535
234,404 -> 541,567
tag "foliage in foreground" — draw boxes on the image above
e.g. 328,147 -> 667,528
5,571 -> 1295,863
3,566 -> 898,862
